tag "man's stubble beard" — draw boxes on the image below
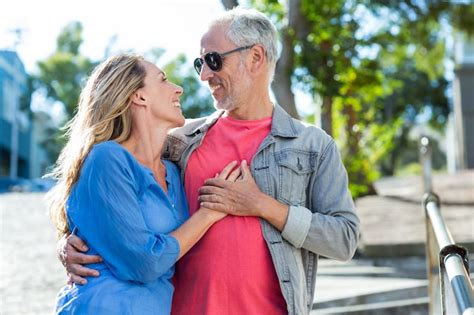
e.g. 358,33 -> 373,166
213,62 -> 253,112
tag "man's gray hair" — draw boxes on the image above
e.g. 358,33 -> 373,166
211,7 -> 280,74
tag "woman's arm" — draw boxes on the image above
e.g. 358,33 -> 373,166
70,146 -> 180,283
58,153 -> 240,283
170,160 -> 241,260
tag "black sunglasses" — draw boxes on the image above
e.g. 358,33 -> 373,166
194,45 -> 254,75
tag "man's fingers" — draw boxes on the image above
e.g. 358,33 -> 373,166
66,251 -> 102,265
200,202 -> 227,212
199,194 -> 224,204
217,161 -> 238,179
199,185 -> 226,195
68,273 -> 88,285
202,178 -> 228,189
67,263 -> 100,278
67,234 -> 89,252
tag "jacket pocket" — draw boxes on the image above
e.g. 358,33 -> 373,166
275,149 -> 317,205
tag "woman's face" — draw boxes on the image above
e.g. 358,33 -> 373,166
137,61 -> 185,128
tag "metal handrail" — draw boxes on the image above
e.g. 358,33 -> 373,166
420,136 -> 474,315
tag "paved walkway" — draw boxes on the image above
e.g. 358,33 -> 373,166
0,193 -> 64,314
356,170 -> 474,256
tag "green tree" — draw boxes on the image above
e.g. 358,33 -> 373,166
34,22 -> 214,161
220,0 -> 473,197
32,22 -> 96,159
34,22 -> 96,120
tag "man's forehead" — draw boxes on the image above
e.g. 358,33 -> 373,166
200,31 -> 232,54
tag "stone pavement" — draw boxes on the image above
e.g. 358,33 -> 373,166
0,171 -> 473,314
0,193 -> 65,315
356,170 -> 474,256
311,170 -> 474,313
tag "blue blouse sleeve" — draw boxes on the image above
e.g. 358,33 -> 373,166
68,143 -> 180,283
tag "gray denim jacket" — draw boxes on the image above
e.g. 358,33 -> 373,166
163,104 -> 360,315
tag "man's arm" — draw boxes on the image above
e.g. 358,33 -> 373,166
57,233 -> 102,285
199,143 -> 360,261
282,140 -> 360,260
199,160 -> 289,231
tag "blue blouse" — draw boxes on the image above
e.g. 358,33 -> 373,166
55,141 -> 189,315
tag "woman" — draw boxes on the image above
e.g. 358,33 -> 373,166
48,54 -> 239,314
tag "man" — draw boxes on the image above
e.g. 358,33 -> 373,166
60,7 -> 360,315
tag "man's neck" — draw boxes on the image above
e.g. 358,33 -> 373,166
226,100 -> 274,120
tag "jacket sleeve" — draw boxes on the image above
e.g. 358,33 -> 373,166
69,145 -> 180,283
281,140 -> 360,261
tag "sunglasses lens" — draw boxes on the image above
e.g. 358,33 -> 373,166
205,52 -> 222,71
194,58 -> 203,74
194,52 -> 224,75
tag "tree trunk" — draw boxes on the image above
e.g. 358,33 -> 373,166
221,0 -> 239,10
270,0 -> 304,119
321,96 -> 333,135
345,104 -> 358,156
220,0 -> 299,118
271,28 -> 299,118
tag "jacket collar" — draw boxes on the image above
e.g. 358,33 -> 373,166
184,104 -> 301,138
270,104 -> 301,138
184,110 -> 224,136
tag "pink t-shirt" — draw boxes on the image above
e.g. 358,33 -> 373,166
171,115 -> 287,315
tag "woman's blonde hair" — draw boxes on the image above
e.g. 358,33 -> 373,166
47,53 -> 146,238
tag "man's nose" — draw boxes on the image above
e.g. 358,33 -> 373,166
199,63 -> 213,82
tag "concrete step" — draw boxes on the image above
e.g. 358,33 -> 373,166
311,297 -> 428,315
313,283 -> 427,309
313,258 -> 429,314
312,257 -> 474,315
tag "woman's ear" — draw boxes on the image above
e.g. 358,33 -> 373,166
130,91 -> 147,106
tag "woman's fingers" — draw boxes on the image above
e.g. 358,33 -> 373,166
216,160 -> 246,182
226,166 -> 242,182
240,160 -> 251,180
217,161 -> 238,179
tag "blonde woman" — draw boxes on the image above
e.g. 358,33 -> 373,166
48,54 -> 239,314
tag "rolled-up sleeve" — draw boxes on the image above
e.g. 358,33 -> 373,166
281,205 -> 313,248
69,145 -> 180,283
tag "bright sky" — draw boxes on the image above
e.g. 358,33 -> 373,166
0,0 -> 226,73
0,0 -> 316,118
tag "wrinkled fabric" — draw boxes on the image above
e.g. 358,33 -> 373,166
165,105 -> 360,315
172,115 -> 286,315
55,141 -> 188,315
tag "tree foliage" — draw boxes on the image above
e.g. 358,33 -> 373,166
33,22 -> 214,162
224,0 -> 474,197
34,22 -> 96,120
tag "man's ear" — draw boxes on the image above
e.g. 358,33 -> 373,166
130,91 -> 147,106
249,44 -> 266,73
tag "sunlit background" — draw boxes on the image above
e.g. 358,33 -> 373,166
0,0 -> 226,121
1,1 -> 473,314
1,0 -> 473,195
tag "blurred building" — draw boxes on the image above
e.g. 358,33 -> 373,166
0,50 -> 51,179
449,33 -> 474,170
